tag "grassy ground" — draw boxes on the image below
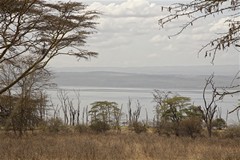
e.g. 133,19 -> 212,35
0,132 -> 240,160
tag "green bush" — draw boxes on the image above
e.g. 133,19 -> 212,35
132,122 -> 147,134
212,118 -> 227,130
89,121 -> 110,133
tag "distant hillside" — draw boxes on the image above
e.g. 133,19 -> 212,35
53,71 -> 237,90
52,65 -> 239,76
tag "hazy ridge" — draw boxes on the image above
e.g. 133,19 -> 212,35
53,65 -> 239,90
53,65 -> 239,75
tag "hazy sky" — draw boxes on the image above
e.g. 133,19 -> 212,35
49,0 -> 240,68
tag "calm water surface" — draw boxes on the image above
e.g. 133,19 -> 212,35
48,86 -> 239,124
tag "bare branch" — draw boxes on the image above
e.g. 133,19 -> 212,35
159,0 -> 240,61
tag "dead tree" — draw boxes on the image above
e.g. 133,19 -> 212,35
74,90 -> 81,125
57,90 -> 69,125
68,98 -> 77,126
202,74 -> 219,137
132,100 -> 142,123
127,98 -> 132,126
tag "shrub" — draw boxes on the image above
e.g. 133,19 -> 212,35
223,125 -> 240,139
155,121 -> 173,136
74,124 -> 89,133
89,121 -> 110,133
179,117 -> 202,138
132,122 -> 147,134
46,118 -> 65,133
212,118 -> 227,130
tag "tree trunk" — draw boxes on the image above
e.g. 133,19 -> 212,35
207,124 -> 212,138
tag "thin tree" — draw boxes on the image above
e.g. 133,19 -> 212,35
74,90 -> 81,125
113,105 -> 123,131
153,90 -> 172,127
127,98 -> 132,126
132,100 -> 142,124
57,89 -> 69,125
201,74 -> 219,137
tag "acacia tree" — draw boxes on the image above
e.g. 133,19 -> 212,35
89,101 -> 122,129
0,56 -> 53,136
0,0 -> 99,94
158,0 -> 240,61
153,90 -> 202,137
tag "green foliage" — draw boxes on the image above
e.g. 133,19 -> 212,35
132,122 -> 147,134
184,105 -> 203,118
158,95 -> 192,123
212,118 -> 227,130
90,121 -> 110,133
154,91 -> 203,137
89,101 -> 122,129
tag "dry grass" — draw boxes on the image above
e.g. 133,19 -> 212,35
0,132 -> 240,160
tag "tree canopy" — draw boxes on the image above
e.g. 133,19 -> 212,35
0,0 -> 99,94
153,90 -> 203,137
89,101 -> 121,125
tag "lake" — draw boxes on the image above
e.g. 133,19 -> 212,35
49,65 -> 240,124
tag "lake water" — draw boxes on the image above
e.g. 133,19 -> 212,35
48,86 -> 239,124
49,66 -> 240,124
